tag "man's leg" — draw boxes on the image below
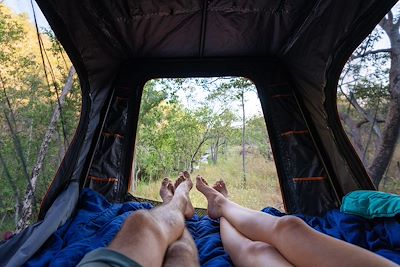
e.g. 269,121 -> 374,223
197,176 -> 397,267
162,229 -> 199,267
161,173 -> 199,267
106,174 -> 194,267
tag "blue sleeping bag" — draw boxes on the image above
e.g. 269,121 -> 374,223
25,189 -> 400,266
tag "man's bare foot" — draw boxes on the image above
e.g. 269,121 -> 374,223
160,177 -> 174,203
196,175 -> 226,219
174,171 -> 195,219
212,180 -> 228,198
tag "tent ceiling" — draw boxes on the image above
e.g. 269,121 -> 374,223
40,0 -> 318,83
38,0 -> 396,94
66,0 -> 314,56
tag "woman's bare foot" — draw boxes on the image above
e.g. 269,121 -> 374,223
160,177 -> 175,203
196,175 -> 226,219
174,171 -> 195,219
213,180 -> 228,198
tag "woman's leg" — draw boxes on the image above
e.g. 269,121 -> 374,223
212,180 -> 292,267
197,176 -> 397,267
221,217 -> 293,267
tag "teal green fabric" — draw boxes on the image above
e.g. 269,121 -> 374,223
77,247 -> 143,267
341,190 -> 400,219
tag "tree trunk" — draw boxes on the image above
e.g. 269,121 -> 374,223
241,91 -> 246,186
214,138 -> 219,164
17,66 -> 76,232
56,129 -> 66,164
368,13 -> 400,187
368,96 -> 400,186
189,129 -> 209,173
211,136 -> 219,164
0,150 -> 21,225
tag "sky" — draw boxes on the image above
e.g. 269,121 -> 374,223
175,78 -> 263,120
152,78 -> 263,122
4,0 -> 49,30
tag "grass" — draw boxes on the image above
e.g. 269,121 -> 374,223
378,144 -> 400,194
380,176 -> 400,194
132,147 -> 283,211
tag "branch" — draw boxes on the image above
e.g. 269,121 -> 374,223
349,93 -> 382,138
190,128 -> 210,166
349,48 -> 391,61
338,88 -> 383,138
356,118 -> 385,128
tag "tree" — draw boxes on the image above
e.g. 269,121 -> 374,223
206,109 -> 236,164
17,66 -> 76,231
206,77 -> 256,186
134,78 -> 243,181
0,4 -> 80,231
339,7 -> 400,188
246,116 -> 272,160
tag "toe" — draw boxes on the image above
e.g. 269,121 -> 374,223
162,177 -> 169,186
167,182 -> 175,193
183,171 -> 190,178
174,176 -> 184,188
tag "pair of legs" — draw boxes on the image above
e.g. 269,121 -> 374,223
108,172 -> 199,267
196,176 -> 397,267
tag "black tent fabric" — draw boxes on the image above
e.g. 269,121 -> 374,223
1,0 -> 398,265
35,0 -> 396,217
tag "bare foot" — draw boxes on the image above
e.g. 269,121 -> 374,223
196,175 -> 226,219
174,171 -> 195,219
212,180 -> 228,198
160,177 -> 174,203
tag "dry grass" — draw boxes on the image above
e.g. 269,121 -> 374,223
378,143 -> 400,194
132,148 -> 283,211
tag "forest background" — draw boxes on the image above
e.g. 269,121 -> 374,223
0,3 -> 399,233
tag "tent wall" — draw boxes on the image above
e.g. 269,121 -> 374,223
76,59 -> 339,214
1,0 -> 396,264
282,0 -> 398,193
82,81 -> 139,202
257,70 -> 339,214
33,0 -> 398,219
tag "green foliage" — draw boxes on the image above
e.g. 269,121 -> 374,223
246,116 -> 271,159
134,77 -> 269,185
136,81 -> 211,180
206,77 -> 255,105
0,4 -> 80,231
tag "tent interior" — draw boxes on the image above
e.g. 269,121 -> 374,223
1,0 -> 399,266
